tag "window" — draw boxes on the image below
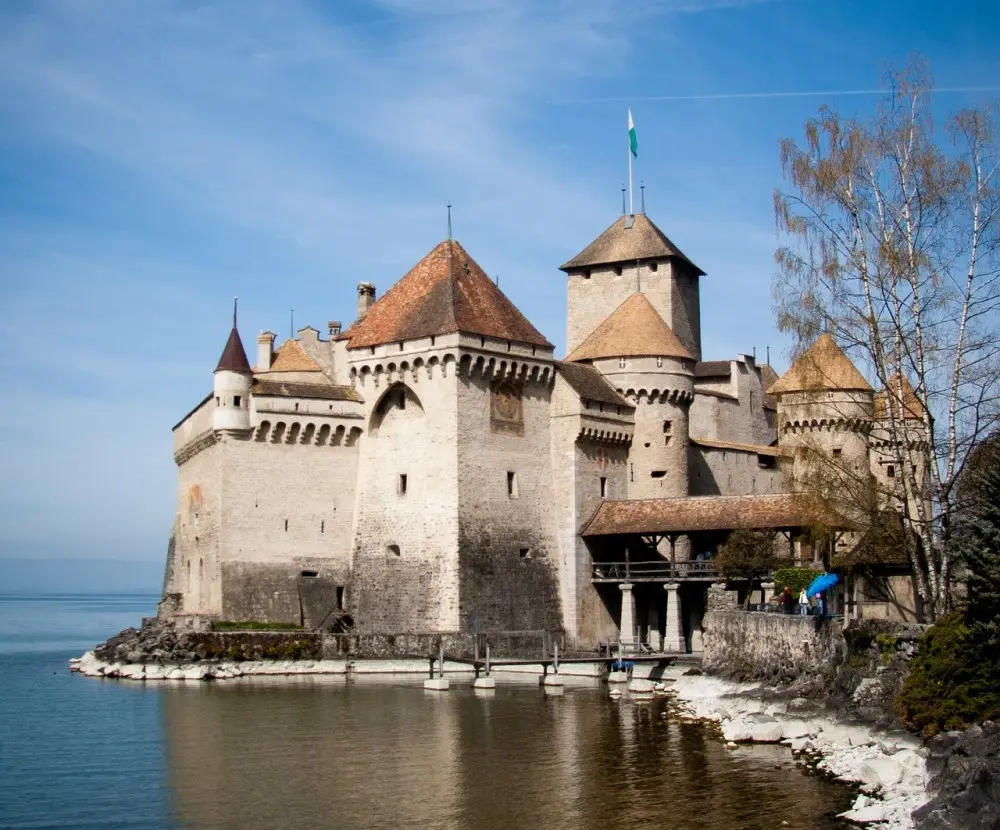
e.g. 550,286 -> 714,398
234,395 -> 241,407
649,261 -> 658,272
749,392 -> 755,409
294,402 -> 300,411
758,455 -> 776,470
320,520 -> 325,533
215,396 -> 220,405
336,587 -> 345,610
600,477 -> 608,498
656,357 -> 663,368
519,547 -> 532,559
430,336 -> 436,346
663,420 -> 672,433
398,474 -> 408,496
507,471 -> 518,498
887,464 -> 895,478
398,390 -> 406,410
399,341 -> 404,351
300,570 -> 318,578
651,470 -> 666,479
284,519 -> 288,531
614,266 -> 623,276
833,448 -> 843,459
386,544 -> 401,557
619,357 -> 627,369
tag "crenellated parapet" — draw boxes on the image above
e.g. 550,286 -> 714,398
619,387 -> 694,406
781,415 -> 872,435
349,350 -> 554,390
253,419 -> 363,447
578,425 -> 632,444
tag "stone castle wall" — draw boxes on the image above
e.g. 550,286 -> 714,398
170,439 -> 222,614
689,446 -> 783,497
456,370 -> 562,633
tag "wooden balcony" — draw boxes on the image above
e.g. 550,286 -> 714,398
591,559 -> 719,583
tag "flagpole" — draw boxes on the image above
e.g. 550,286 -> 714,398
627,110 -> 633,216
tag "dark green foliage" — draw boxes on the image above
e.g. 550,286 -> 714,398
212,620 -> 303,631
772,567 -> 822,598
897,613 -> 1000,735
898,452 -> 1000,734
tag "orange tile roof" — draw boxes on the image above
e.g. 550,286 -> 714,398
582,493 -> 849,536
874,374 -> 926,421
560,213 -> 705,275
340,240 -> 551,350
266,339 -> 324,373
767,334 -> 872,395
565,293 -> 693,362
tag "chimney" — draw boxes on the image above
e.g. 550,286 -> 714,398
357,282 -> 376,321
328,321 -> 342,379
328,320 -> 342,337
257,331 -> 275,372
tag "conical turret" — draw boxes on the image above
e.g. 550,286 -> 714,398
212,300 -> 252,433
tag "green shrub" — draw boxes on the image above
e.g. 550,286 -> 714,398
897,612 -> 1000,736
212,621 -> 303,631
772,567 -> 822,599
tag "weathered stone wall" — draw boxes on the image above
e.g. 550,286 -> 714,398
702,609 -> 847,682
350,367 -> 460,632
170,438 -> 222,614
456,371 -> 562,633
688,445 -> 783,497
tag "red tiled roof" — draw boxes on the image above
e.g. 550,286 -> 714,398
565,293 -> 692,362
266,339 -> 323,373
340,240 -> 552,350
582,493 -> 848,536
874,374 -> 926,421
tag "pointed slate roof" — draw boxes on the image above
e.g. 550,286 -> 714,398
215,326 -> 252,374
767,333 -> 872,395
267,339 -> 324,373
565,293 -> 693,362
874,374 -> 926,421
560,213 -> 705,276
341,240 -> 552,350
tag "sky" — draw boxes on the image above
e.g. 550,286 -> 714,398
1,0 -> 999,577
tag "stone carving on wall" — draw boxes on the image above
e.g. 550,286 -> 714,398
490,381 -> 524,436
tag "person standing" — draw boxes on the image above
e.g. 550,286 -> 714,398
798,588 -> 810,615
782,586 -> 795,614
815,593 -> 825,616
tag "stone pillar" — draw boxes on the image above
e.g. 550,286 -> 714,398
760,580 -> 775,609
647,601 -> 662,652
663,582 -> 685,653
618,583 -> 636,652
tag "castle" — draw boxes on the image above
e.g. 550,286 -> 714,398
163,211 -> 923,650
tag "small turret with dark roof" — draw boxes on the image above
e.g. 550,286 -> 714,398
212,300 -> 253,433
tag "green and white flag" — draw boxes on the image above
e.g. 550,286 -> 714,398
628,108 -> 638,157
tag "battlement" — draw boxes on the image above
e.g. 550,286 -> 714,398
350,348 -> 554,390
253,419 -> 363,447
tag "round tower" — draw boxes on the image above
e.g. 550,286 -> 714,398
768,334 -> 874,493
565,292 -> 695,499
212,300 -> 253,433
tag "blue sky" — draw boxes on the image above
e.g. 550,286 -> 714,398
1,0 -> 998,569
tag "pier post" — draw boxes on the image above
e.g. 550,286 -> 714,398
472,642 -> 495,690
664,582 -> 686,653
425,639 -> 450,690
618,582 -> 636,653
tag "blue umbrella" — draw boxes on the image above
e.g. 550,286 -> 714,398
806,572 -> 840,596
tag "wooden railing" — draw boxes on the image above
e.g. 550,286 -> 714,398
591,560 -> 719,582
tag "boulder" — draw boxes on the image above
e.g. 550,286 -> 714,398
839,795 -> 888,824
859,756 -> 904,790
722,716 -> 785,743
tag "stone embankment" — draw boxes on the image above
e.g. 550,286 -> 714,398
667,666 -> 930,829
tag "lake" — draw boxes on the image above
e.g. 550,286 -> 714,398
0,594 -> 854,829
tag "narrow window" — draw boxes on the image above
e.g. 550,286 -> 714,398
599,403 -> 604,412
399,390 -> 406,410
294,402 -> 299,411
619,357 -> 626,369
215,396 -> 220,405
481,336 -> 486,347
507,340 -> 512,352
507,471 -> 518,498
912,464 -> 917,475
600,477 -> 608,498
430,336 -> 436,346
630,464 -> 634,482
887,464 -> 895,478
336,586 -> 345,610
398,474 -> 408,496
386,544 -> 400,557
234,395 -> 241,407
519,547 -> 532,559
656,357 -> 663,368
749,392 -> 755,409
399,341 -> 404,351
663,420 -> 672,433
284,519 -> 288,531
320,520 -> 325,533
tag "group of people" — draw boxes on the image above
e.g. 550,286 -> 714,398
780,586 -> 825,616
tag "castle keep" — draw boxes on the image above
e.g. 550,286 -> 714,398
163,212 -> 923,649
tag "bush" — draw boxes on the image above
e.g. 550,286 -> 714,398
772,567 -> 822,599
897,612 -> 1000,736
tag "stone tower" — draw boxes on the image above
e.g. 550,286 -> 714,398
341,239 -> 561,634
767,333 -> 874,494
560,213 -> 705,360
566,293 -> 694,499
212,306 -> 253,434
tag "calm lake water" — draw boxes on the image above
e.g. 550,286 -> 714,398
0,594 -> 854,830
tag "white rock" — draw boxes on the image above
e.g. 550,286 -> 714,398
839,795 -> 888,824
181,665 -> 209,680
778,719 -> 816,739
145,665 -> 166,681
722,716 -> 785,744
859,757 -> 903,790
165,667 -> 185,680
628,678 -> 656,694
119,664 -> 146,680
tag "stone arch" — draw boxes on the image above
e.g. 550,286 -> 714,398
346,426 -> 363,447
330,425 -> 346,446
256,420 -> 271,442
316,424 -> 331,446
287,423 -> 301,444
301,423 -> 315,444
271,422 -> 286,444
369,382 -> 425,436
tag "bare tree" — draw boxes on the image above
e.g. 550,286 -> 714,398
773,58 -> 1000,621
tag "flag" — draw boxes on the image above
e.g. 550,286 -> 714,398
628,108 -> 638,158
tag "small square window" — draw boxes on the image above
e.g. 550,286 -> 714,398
507,471 -> 518,499
600,477 -> 608,498
887,464 -> 895,478
519,547 -> 532,559
233,395 -> 241,407
832,448 -> 843,458
398,474 -> 408,496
